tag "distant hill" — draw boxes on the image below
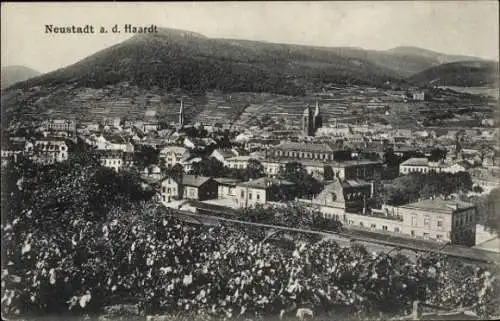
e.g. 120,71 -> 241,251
1,65 -> 41,89
10,28 -> 401,95
2,27 -> 494,126
387,46 -> 482,64
7,28 -> 491,94
408,60 -> 499,87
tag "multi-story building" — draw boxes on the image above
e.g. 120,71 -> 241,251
399,158 -> 467,175
210,149 -> 239,165
99,151 -> 124,172
329,160 -> 383,181
214,178 -> 242,199
180,156 -> 202,174
307,178 -> 373,215
315,197 -> 476,246
142,123 -> 159,133
48,119 -> 77,132
93,134 -> 134,153
411,91 -> 425,101
1,139 -> 25,166
25,138 -> 69,165
261,159 -> 284,177
270,141 -> 339,161
393,199 -> 476,246
234,177 -> 295,208
159,174 -> 218,203
225,156 -> 255,169
261,158 -> 380,183
159,146 -> 191,168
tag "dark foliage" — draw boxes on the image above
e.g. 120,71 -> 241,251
383,172 -> 473,205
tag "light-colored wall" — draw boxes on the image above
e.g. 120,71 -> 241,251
234,186 -> 267,208
184,186 -> 199,200
160,178 -> 180,203
218,185 -> 236,199
398,207 -> 452,241
101,158 -> 123,171
262,162 -> 282,177
315,203 -> 467,243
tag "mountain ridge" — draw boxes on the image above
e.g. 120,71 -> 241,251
2,27 -> 497,127
408,60 -> 499,87
6,27 -> 493,93
1,65 -> 41,89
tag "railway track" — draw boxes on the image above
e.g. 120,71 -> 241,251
168,208 -> 500,265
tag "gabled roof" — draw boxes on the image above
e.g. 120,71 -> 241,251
181,175 -> 212,187
212,149 -> 237,159
401,199 -> 475,214
226,156 -> 253,162
400,157 -> 429,167
275,141 -> 337,153
214,177 -> 242,186
97,150 -> 124,158
160,145 -> 189,154
329,160 -> 383,168
102,133 -> 127,144
314,180 -> 346,205
342,179 -> 371,188
237,177 -> 294,189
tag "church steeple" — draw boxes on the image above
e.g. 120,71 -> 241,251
302,103 -> 314,136
313,100 -> 322,133
179,99 -> 185,127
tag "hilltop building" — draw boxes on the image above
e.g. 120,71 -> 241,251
48,119 -> 77,133
302,101 -> 323,136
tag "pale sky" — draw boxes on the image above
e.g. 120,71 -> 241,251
1,1 -> 499,74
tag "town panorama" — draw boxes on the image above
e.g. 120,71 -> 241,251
1,6 -> 500,321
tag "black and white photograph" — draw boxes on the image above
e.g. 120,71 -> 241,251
1,1 -> 499,320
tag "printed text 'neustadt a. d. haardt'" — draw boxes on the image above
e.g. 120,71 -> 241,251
44,24 -> 159,34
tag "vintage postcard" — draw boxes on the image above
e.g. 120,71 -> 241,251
1,1 -> 499,321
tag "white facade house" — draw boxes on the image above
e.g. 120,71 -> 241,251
92,134 -> 134,152
159,146 -> 191,168
99,152 -> 124,172
26,138 -> 69,165
225,156 -> 254,169
400,158 -> 467,175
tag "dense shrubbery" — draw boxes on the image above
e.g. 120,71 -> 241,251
468,188 -> 500,233
383,172 -> 473,205
190,158 -> 265,182
3,202 -> 499,319
2,157 -> 500,320
239,203 -> 343,233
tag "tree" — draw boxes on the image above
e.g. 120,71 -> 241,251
134,145 -> 159,169
473,185 -> 484,194
429,148 -> 447,162
245,159 -> 265,180
383,172 -> 474,206
279,162 -> 323,198
191,157 -> 225,177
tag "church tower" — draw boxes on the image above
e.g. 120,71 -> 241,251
178,99 -> 185,127
313,100 -> 322,132
302,104 -> 314,136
